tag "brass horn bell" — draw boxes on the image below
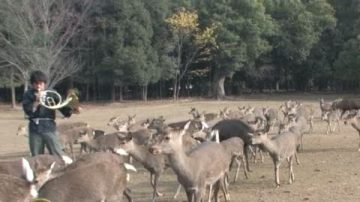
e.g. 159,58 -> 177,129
39,90 -> 76,110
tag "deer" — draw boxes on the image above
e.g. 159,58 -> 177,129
16,122 -> 92,158
287,103 -> 315,133
342,110 -> 360,151
332,99 -> 360,118
38,152 -> 136,202
76,132 -> 126,152
208,119 -> 270,172
321,110 -> 341,135
115,128 -> 201,201
0,158 -> 55,201
114,134 -> 167,202
149,122 -> 230,202
251,128 -> 300,188
0,154 -> 64,178
220,137 -> 248,183
219,107 -> 245,120
189,107 -> 219,122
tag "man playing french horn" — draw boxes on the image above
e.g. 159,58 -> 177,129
22,70 -> 79,164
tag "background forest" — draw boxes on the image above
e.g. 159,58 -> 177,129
0,0 -> 359,105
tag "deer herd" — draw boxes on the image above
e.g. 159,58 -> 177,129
2,98 -> 360,201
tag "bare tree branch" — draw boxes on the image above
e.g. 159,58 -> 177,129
0,0 -> 94,89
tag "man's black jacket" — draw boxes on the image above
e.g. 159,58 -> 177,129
22,88 -> 72,133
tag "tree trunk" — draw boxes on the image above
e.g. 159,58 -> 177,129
173,77 -> 178,101
111,83 -> 116,102
142,85 -> 148,101
276,81 -> 280,92
92,80 -> 97,101
159,80 -> 163,99
215,75 -> 226,100
10,67 -> 16,108
119,85 -> 123,102
85,82 -> 90,102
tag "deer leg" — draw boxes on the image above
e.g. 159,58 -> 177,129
254,147 -> 258,163
241,155 -> 249,179
154,173 -> 163,198
288,156 -> 294,184
309,117 -> 314,133
295,152 -> 300,165
326,122 -> 330,135
233,156 -> 240,183
185,190 -> 193,202
173,185 -> 182,199
69,143 -> 75,160
208,184 -> 213,202
150,173 -> 154,187
124,188 -> 133,202
358,132 -> 360,152
221,175 -> 230,202
274,160 -> 281,188
194,189 -> 202,202
244,145 -> 251,172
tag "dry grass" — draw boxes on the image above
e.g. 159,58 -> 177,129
1,94 -> 360,201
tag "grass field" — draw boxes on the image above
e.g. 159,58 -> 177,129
1,94 -> 360,202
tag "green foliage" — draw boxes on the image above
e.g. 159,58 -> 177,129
199,0 -> 276,74
334,38 -> 360,81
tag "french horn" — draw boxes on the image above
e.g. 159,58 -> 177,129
39,89 -> 80,112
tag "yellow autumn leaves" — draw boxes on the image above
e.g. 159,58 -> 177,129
165,8 -> 218,49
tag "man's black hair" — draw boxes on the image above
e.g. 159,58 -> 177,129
30,70 -> 47,84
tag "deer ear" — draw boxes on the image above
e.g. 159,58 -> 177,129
179,121 -> 191,136
22,158 -> 34,182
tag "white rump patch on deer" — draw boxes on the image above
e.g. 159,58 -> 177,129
61,155 -> 73,165
115,148 -> 129,156
124,163 -> 137,172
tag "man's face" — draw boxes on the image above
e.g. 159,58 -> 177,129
32,81 -> 45,91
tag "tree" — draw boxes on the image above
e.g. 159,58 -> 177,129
0,0 -> 94,89
265,0 -> 336,90
196,0 -> 276,98
166,7 -> 217,100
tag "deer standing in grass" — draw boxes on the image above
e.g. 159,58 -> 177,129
149,122 -> 230,202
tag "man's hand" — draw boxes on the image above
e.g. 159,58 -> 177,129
32,92 -> 41,112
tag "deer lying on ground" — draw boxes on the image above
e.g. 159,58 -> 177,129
39,152 -> 136,202
251,128 -> 300,188
149,122 -> 230,202
0,158 -> 55,201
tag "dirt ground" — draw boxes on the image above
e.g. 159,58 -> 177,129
1,94 -> 360,202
